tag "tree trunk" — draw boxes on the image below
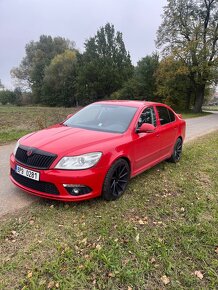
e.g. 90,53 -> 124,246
185,87 -> 192,110
193,84 -> 205,113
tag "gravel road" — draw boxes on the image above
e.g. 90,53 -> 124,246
0,112 -> 218,218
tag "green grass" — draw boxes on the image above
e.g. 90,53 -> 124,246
0,132 -> 218,289
203,106 -> 218,111
178,110 -> 211,119
0,105 -> 212,144
0,106 -> 77,144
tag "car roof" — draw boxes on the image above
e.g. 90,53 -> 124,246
95,100 -> 165,108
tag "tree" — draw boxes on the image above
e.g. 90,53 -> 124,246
111,54 -> 159,100
156,56 -> 193,110
13,87 -> 23,105
157,0 -> 218,112
134,53 -> 159,100
77,23 -> 133,102
42,50 -> 78,106
0,90 -> 16,105
11,35 -> 75,102
0,79 -> 4,90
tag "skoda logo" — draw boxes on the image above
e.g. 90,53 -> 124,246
27,150 -> 33,157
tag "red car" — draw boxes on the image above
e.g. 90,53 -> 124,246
10,101 -> 186,201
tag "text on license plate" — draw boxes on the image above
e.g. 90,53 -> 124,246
15,165 -> 40,181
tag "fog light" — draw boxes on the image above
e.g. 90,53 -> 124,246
63,184 -> 92,196
73,188 -> 80,195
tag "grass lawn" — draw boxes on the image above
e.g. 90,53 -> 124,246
179,111 -> 211,119
0,132 -> 217,289
0,106 -> 76,144
0,105 -> 212,144
203,106 -> 218,111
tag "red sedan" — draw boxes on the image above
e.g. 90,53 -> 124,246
10,101 -> 186,201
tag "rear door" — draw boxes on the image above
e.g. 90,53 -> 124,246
155,106 -> 178,157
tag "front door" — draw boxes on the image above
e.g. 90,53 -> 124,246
132,106 -> 161,175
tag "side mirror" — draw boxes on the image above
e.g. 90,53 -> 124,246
67,113 -> 74,119
137,123 -> 155,133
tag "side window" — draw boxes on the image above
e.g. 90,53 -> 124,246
157,106 -> 171,125
168,109 -> 175,122
137,107 -> 157,128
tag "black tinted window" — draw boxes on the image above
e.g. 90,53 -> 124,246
157,106 -> 171,125
137,107 -> 156,128
168,109 -> 175,122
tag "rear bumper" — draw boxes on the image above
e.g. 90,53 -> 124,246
10,154 -> 107,202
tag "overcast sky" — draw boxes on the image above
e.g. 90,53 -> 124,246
0,0 -> 167,89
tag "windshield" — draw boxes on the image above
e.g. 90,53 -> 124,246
64,104 -> 138,133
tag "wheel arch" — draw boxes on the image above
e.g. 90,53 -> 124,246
177,136 -> 183,142
108,155 -> 132,176
119,156 -> 131,174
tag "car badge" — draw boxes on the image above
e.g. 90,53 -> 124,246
27,150 -> 33,157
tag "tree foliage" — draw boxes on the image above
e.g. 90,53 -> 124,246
134,54 -> 159,100
77,23 -> 133,102
11,35 -> 75,102
155,56 -> 193,109
157,0 -> 218,112
0,90 -> 16,105
42,50 -> 78,106
0,79 -> 4,90
112,54 -> 159,101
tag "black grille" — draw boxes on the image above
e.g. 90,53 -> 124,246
15,146 -> 57,169
11,169 -> 59,195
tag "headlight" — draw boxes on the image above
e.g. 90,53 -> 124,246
13,141 -> 20,156
55,152 -> 102,170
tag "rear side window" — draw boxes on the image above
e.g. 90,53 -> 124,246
157,106 -> 171,125
168,109 -> 175,122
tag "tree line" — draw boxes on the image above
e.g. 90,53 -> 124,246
0,0 -> 217,113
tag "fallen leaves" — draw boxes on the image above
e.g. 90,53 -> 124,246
161,275 -> 170,285
108,272 -> 115,278
194,270 -> 204,280
128,215 -> 148,225
11,230 -> 18,237
135,233 -> 140,243
138,218 -> 148,225
95,244 -> 102,250
27,271 -> 33,278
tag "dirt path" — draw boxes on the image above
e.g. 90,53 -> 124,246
1,112 -> 218,218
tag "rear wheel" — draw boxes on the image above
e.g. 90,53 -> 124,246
102,159 -> 130,201
167,138 -> 183,163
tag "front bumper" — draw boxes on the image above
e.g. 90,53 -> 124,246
10,154 -> 107,201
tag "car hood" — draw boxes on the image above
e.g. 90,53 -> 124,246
20,125 -> 123,156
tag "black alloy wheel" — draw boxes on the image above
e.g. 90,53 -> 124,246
102,159 -> 130,201
168,138 -> 183,163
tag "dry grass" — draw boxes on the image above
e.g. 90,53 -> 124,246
0,106 -> 79,144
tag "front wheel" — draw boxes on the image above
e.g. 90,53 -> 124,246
102,159 -> 130,201
167,138 -> 183,163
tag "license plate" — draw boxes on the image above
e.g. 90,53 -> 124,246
15,165 -> 40,181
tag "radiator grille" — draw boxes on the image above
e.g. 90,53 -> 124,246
15,146 -> 57,169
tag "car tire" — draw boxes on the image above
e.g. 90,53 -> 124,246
102,159 -> 130,201
167,138 -> 183,163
